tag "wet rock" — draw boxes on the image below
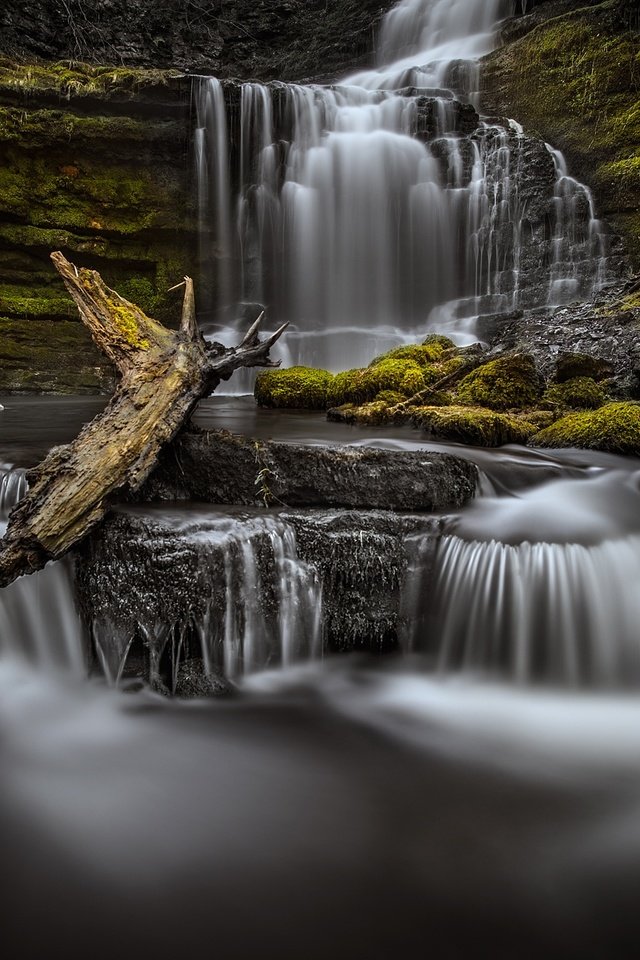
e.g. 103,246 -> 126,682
174,659 -> 235,699
142,428 -> 478,512
76,505 -> 442,680
480,278 -> 640,397
555,353 -> 614,383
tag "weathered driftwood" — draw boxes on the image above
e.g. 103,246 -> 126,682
0,252 -> 287,587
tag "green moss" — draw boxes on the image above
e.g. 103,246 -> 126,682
0,57 -> 182,99
255,366 -> 334,409
369,336 -> 456,368
374,389 -> 405,404
542,377 -> 607,410
412,405 -> 537,446
455,353 -> 541,411
327,400 -> 411,427
327,359 -> 427,406
531,402 -> 640,455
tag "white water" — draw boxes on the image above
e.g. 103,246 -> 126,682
194,0 -> 607,378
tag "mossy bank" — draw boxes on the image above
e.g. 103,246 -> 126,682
255,326 -> 640,456
0,58 -> 195,391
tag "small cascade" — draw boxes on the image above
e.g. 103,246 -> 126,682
92,513 -> 323,687
0,464 -> 27,521
0,465 -> 86,675
402,471 -> 640,688
546,144 -> 608,305
194,0 -> 608,373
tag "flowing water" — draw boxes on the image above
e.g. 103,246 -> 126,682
194,0 -> 607,377
0,0 -> 636,956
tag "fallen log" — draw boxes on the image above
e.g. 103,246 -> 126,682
0,252 -> 287,587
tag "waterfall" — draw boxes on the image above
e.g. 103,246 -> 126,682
92,513 -> 323,687
546,144 -> 608,306
402,470 -> 640,688
0,465 -> 86,675
194,0 -> 608,375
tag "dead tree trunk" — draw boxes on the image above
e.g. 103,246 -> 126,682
0,252 -> 287,587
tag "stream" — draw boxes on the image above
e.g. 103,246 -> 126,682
2,396 -> 640,958
1,0 -> 638,956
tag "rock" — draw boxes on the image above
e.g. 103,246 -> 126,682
455,353 -> 543,411
76,504 -> 441,675
541,377 -> 607,410
555,353 -> 615,383
142,428 -> 478,513
174,659 -> 235,699
531,401 -> 640,455
413,405 -> 536,447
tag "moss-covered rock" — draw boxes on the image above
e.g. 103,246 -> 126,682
369,334 -> 456,368
0,317 -> 114,393
327,359 -> 427,407
531,402 -> 640,454
482,2 -> 640,265
254,366 -> 334,409
455,353 -> 542,411
413,405 -> 537,446
327,401 -> 411,427
542,376 -> 607,410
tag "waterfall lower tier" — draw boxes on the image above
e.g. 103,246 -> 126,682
194,0 -> 608,376
3,458 -> 639,693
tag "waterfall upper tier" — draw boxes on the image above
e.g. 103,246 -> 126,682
194,0 -> 608,375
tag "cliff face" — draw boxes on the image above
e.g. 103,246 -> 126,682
0,0 -> 391,82
482,0 -> 640,267
0,62 -> 195,392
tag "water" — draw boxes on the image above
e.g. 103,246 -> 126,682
3,395 -> 640,956
194,0 -> 608,377
0,0 -> 633,953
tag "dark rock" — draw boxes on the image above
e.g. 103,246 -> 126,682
482,279 -> 640,397
0,0 -> 396,82
555,353 -> 615,383
76,504 -> 442,675
141,428 -> 478,512
174,658 -> 235,699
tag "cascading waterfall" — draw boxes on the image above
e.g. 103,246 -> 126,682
0,466 -> 86,675
194,0 -> 608,373
402,470 -> 640,688
91,513 -> 323,687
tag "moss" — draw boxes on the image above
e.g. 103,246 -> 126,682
0,317 -> 113,393
255,366 -> 334,409
542,377 -> 607,410
374,389 -> 405,404
482,3 -> 640,264
369,335 -> 457,369
412,405 -> 537,447
455,353 -> 541,411
0,106 -> 180,148
327,359 -> 427,406
520,410 -> 558,431
327,400 -> 411,427
0,57 -> 182,99
106,297 -> 150,349
531,402 -> 640,455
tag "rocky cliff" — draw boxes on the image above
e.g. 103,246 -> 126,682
482,0 -> 640,267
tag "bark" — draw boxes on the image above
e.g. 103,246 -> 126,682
0,252 -> 287,587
